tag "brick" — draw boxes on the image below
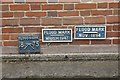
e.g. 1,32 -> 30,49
106,16 -> 120,24
64,4 -> 74,10
80,11 -> 90,16
24,27 -> 42,33
58,11 -> 79,17
2,34 -> 10,40
75,3 -> 96,10
107,32 -> 120,37
63,17 -> 83,25
26,12 -> 46,17
0,34 -> 2,40
41,18 -> 62,26
1,0 -> 13,3
48,11 -> 57,17
40,34 -> 42,39
2,2 -> 13,4
42,4 -> 63,10
113,39 -> 120,44
113,10 -> 120,15
0,42 -> 2,46
91,40 -> 111,44
14,12 -> 24,17
2,12 -> 13,18
2,5 -> 9,11
98,3 -> 108,8
59,0 -> 80,2
2,19 -> 19,26
85,17 -> 105,24
0,12 -> 2,18
109,2 -> 120,8
68,26 -> 74,32
71,40 -> 89,45
106,25 -> 113,31
3,41 -> 18,46
10,34 -> 18,40
48,42 -> 68,45
31,5 -> 41,10
91,10 -> 112,16
40,40 -> 44,45
2,28 -> 23,33
48,26 -> 68,29
113,25 -> 120,31
20,18 -> 40,26
10,4 -> 29,11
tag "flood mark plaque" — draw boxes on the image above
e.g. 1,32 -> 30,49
75,25 -> 106,39
18,35 -> 40,54
42,29 -> 72,42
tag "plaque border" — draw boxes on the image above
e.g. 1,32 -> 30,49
42,29 -> 73,42
74,25 -> 106,39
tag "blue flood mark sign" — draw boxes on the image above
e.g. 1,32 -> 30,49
18,35 -> 40,54
42,29 -> 72,42
74,25 -> 106,39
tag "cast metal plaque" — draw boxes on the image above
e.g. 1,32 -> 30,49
18,35 -> 40,54
74,25 -> 106,39
42,29 -> 72,42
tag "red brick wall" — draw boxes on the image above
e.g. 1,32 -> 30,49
1,0 -> 120,47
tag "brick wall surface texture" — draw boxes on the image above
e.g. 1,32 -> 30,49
0,0 -> 120,47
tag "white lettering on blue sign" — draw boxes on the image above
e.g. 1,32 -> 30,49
42,29 -> 72,42
74,25 -> 106,39
18,35 -> 40,54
